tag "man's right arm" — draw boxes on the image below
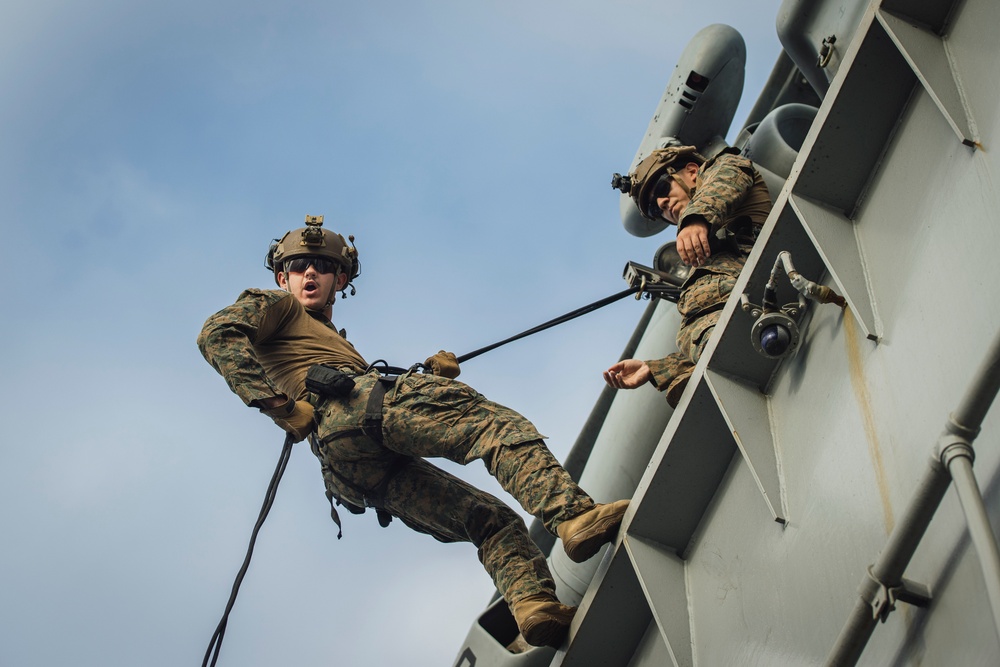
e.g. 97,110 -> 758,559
675,222 -> 712,267
603,359 -> 653,389
197,289 -> 289,408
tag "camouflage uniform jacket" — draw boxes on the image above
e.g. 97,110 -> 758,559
646,149 -> 771,389
676,147 -> 771,269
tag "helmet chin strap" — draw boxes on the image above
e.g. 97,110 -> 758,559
671,171 -> 694,198
324,274 -> 339,308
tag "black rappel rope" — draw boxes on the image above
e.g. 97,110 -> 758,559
201,284 -> 642,665
202,433 -> 294,667
456,285 -> 642,363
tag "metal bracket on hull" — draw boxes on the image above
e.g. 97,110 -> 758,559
788,194 -> 879,341
877,9 -> 979,147
625,536 -> 693,667
705,369 -> 787,524
552,547 -> 652,667
866,566 -> 932,623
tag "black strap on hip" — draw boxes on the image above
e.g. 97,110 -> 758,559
362,374 -> 396,443
358,372 -> 407,526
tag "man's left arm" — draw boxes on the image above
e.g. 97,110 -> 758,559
678,152 -> 757,235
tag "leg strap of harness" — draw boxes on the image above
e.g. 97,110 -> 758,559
350,374 -> 410,527
363,375 -> 395,443
325,459 -> 409,528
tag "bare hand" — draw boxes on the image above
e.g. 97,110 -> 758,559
676,222 -> 711,267
603,359 -> 652,389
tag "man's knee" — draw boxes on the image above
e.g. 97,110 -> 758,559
473,503 -> 529,550
482,439 -> 560,481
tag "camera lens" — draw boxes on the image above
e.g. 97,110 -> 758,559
760,324 -> 791,357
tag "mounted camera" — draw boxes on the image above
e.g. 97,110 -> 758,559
741,250 -> 845,360
611,173 -> 634,194
621,241 -> 689,302
750,310 -> 801,359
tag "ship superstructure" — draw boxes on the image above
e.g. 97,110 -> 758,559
455,0 -> 1000,664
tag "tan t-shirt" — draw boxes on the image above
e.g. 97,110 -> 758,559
198,288 -> 367,406
254,292 -> 368,401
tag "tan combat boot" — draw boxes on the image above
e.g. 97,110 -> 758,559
510,594 -> 576,648
557,500 -> 630,563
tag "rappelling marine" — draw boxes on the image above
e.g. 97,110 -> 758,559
198,215 -> 630,648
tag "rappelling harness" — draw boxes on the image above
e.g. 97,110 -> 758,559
305,361 -> 406,533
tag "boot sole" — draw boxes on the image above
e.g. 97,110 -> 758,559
563,502 -> 628,563
520,610 -> 573,648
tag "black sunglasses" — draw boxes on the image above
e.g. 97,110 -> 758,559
284,256 -> 337,274
646,173 -> 676,219
652,173 -> 675,199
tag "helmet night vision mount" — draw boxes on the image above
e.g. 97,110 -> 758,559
611,143 -> 707,224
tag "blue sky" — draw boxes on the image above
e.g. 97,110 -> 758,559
1,1 -> 781,665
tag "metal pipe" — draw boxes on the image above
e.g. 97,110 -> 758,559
950,325 -> 1000,435
943,445 -> 1000,640
825,458 -> 953,666
775,250 -> 845,307
824,326 -> 1000,666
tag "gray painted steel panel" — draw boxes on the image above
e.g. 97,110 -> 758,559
453,0 -> 1000,663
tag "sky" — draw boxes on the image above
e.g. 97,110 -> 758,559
0,1 -> 782,665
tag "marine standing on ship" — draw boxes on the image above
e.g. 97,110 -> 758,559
605,143 -> 772,405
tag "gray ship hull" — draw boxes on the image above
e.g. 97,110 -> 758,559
455,0 -> 1000,664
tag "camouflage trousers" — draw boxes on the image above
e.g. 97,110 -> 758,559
648,251 -> 747,404
311,371 -> 595,605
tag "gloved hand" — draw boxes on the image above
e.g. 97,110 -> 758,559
424,350 -> 461,379
262,397 -> 315,442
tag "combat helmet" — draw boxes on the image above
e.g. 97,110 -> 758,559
265,215 -> 360,293
611,142 -> 706,221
